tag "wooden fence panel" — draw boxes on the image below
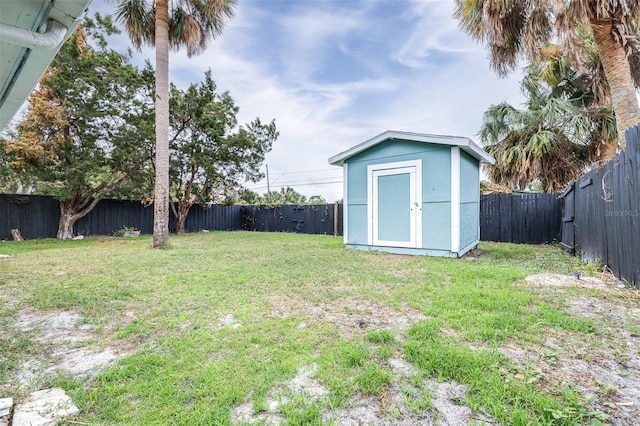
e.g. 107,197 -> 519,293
242,204 -> 341,235
0,194 -> 59,240
480,193 -> 563,244
563,124 -> 640,287
3,193 -> 564,244
0,197 -> 340,239
76,199 -> 154,236
182,204 -> 243,232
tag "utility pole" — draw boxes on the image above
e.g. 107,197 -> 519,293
265,164 -> 271,194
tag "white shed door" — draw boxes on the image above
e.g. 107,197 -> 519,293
368,160 -> 422,248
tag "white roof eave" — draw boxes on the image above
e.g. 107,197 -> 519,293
329,130 -> 495,166
0,0 -> 92,131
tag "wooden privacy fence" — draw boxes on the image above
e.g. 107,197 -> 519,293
0,196 -> 340,239
243,204 -> 343,236
75,202 -> 244,236
0,195 -> 245,239
3,193 -> 560,244
480,193 -> 563,244
561,125 -> 640,288
0,194 -> 59,240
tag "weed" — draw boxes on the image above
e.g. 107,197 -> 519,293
366,329 -> 394,344
405,320 -> 604,424
280,398 -> 323,425
404,386 -> 432,416
376,344 -> 394,361
538,303 -> 596,333
338,342 -> 369,368
354,363 -> 392,395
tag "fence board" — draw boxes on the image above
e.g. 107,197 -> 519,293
242,204 -> 341,235
182,204 -> 243,232
480,193 -> 562,244
0,194 -> 59,240
0,197 -> 339,239
562,124 -> 640,288
76,199 -> 154,236
3,193 -> 562,244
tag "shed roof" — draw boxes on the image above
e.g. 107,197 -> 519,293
328,130 -> 495,166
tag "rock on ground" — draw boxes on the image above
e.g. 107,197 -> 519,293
12,388 -> 78,426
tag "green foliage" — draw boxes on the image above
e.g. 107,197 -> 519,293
480,52 -> 616,192
168,71 -> 277,231
307,195 -> 327,205
405,321 -> 600,424
236,188 -> 260,204
236,187 -> 327,205
338,342 -> 369,368
365,329 -> 394,344
538,303 -> 596,333
280,399 -> 324,425
0,15 -> 155,237
354,363 -> 392,395
115,0 -> 237,57
263,187 -> 307,205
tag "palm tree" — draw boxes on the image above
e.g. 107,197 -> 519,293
481,99 -> 615,191
480,56 -> 617,192
454,0 -> 640,160
115,0 -> 236,248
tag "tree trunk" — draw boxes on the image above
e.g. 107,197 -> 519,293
152,0 -> 171,248
591,19 -> 640,160
57,202 -> 81,240
174,201 -> 192,234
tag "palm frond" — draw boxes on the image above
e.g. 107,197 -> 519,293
160,0 -> 237,57
115,0 -> 152,49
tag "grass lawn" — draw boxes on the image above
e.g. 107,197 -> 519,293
0,232 -> 638,425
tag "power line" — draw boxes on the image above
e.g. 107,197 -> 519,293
268,169 -> 341,185
247,177 -> 342,187
249,179 -> 343,191
245,175 -> 342,189
270,168 -> 338,175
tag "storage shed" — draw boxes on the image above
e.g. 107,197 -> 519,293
329,131 -> 495,257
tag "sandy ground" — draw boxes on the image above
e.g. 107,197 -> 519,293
3,273 -> 638,425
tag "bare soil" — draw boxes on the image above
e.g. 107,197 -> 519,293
515,274 -> 640,425
5,273 -> 638,425
269,296 -> 427,338
11,309 -> 131,391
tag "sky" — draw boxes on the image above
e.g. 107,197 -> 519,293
93,0 -> 525,202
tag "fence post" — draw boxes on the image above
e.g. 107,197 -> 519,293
333,202 -> 339,236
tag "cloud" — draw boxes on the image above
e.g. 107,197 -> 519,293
392,0 -> 479,68
90,0 -> 524,202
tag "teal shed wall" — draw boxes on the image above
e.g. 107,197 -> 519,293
343,138 -> 481,257
459,150 -> 480,251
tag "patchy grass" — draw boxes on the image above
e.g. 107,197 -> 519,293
0,232 -> 637,425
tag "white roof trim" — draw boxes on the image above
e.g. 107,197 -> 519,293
0,0 -> 91,130
328,130 -> 495,166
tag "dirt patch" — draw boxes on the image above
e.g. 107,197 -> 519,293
463,248 -> 486,260
10,309 -> 130,391
524,273 -> 609,289
217,313 -> 241,329
231,364 -> 326,424
269,296 -> 426,337
231,361 -> 493,425
500,274 -> 640,425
